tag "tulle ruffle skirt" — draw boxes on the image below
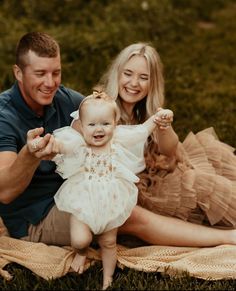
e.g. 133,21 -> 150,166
138,128 -> 236,228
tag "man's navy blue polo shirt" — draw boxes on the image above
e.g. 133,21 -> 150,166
0,82 -> 84,238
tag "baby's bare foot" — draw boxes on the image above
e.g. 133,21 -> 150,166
70,253 -> 86,274
102,276 -> 113,290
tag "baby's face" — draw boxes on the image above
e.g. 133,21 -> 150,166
80,102 -> 116,149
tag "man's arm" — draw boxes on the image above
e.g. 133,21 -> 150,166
0,127 -> 58,204
0,149 -> 40,204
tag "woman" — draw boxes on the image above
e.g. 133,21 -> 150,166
88,42 -> 236,246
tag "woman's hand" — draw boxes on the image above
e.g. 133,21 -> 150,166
154,108 -> 174,130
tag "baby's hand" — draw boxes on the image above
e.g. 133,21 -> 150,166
154,108 -> 174,130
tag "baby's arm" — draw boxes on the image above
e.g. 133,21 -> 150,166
52,138 -> 66,154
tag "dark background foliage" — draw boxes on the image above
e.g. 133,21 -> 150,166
0,0 -> 236,289
1,0 -> 235,146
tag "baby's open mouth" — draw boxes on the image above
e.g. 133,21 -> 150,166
94,135 -> 104,139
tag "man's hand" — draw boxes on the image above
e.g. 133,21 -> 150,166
27,127 -> 60,160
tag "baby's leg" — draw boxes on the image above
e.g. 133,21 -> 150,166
97,228 -> 118,290
70,214 -> 93,274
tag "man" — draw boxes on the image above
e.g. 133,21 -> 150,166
0,32 -> 84,245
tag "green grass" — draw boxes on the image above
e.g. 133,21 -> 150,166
1,0 -> 236,290
2,262 -> 236,291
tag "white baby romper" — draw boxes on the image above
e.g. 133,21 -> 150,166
53,125 -> 149,234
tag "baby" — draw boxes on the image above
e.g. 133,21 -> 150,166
29,91 -> 173,289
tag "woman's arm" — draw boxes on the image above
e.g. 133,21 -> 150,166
156,126 -> 179,156
142,108 -> 179,156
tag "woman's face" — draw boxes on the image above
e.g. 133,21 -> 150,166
118,55 -> 149,109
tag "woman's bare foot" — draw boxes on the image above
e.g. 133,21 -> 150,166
102,275 -> 113,290
70,253 -> 87,274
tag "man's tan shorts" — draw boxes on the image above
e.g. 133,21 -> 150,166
21,205 -> 71,246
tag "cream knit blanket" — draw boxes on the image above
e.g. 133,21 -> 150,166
1,232 -> 236,281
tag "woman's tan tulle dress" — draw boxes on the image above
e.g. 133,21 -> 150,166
137,127 -> 236,229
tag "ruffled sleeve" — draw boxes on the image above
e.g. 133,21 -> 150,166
52,126 -> 86,179
53,126 -> 84,154
112,125 -> 150,175
113,124 -> 149,159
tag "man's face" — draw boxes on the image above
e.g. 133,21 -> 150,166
15,50 -> 61,115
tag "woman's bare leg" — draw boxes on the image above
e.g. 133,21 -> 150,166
119,206 -> 236,247
97,228 -> 118,290
70,215 -> 93,274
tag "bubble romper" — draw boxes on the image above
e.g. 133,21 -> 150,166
53,125 -> 149,234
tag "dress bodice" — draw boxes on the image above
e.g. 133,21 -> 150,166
84,149 -> 113,181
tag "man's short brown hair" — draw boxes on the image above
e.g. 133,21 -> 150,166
15,32 -> 60,69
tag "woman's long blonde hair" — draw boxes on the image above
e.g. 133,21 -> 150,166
96,43 -> 165,129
